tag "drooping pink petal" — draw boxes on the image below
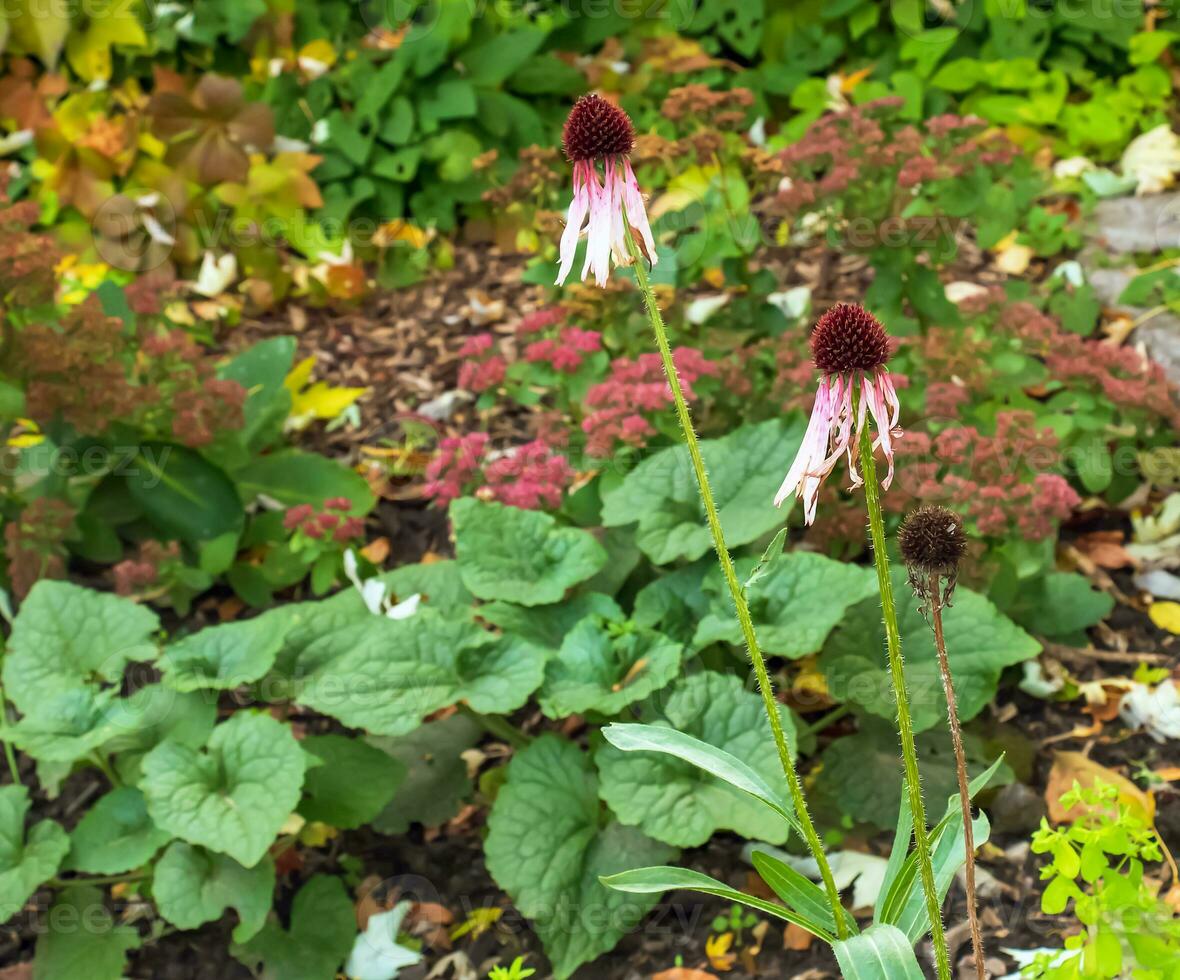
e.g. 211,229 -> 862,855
775,375 -> 845,522
555,160 -> 592,285
581,161 -> 614,287
621,159 -> 657,267
864,368 -> 903,490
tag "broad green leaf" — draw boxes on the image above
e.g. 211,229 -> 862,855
140,712 -> 307,868
818,721 -> 1012,829
602,865 -> 825,934
479,593 -> 623,652
368,714 -> 482,834
601,419 -> 805,564
376,560 -> 472,614
218,336 -> 296,453
283,611 -> 545,736
9,687 -> 139,764
299,734 -> 404,829
695,552 -> 876,657
107,685 -> 218,783
632,560 -> 713,646
33,886 -> 139,979
820,570 -> 1040,731
485,736 -> 676,979
232,875 -> 356,978
537,618 -> 682,718
235,449 -> 375,512
833,923 -> 925,980
160,616 -> 291,692
65,788 -> 170,874
0,786 -> 69,917
125,442 -> 245,544
1006,571 -> 1113,638
64,0 -> 148,81
597,672 -> 797,846
3,581 -> 159,714
153,842 -> 275,944
451,497 -> 606,605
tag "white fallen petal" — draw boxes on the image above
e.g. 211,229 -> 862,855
385,593 -> 421,621
1121,124 -> 1180,196
1119,681 -> 1180,743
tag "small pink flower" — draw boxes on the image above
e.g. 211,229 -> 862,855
775,304 -> 902,524
556,95 -> 656,288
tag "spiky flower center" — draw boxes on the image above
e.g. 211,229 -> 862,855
898,505 -> 967,576
562,94 -> 635,163
810,303 -> 891,374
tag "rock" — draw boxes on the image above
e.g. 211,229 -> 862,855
1081,247 -> 1180,387
989,782 -> 1046,836
1090,192 -> 1180,253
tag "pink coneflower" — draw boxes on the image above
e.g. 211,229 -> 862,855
775,304 -> 901,523
556,94 -> 657,287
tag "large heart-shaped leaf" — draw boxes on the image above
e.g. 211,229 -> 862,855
601,419 -> 805,564
299,734 -> 404,830
451,497 -> 607,605
820,569 -> 1040,732
2,581 -> 159,714
537,618 -> 683,718
596,672 -> 797,846
232,875 -> 356,978
140,712 -> 306,868
0,786 -> 69,916
160,616 -> 292,692
485,736 -> 676,979
33,885 -> 140,979
153,842 -> 275,943
694,551 -> 877,657
276,610 -> 545,737
65,787 -> 170,875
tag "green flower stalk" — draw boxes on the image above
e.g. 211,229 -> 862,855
775,303 -> 951,980
899,504 -> 985,980
552,93 -> 848,938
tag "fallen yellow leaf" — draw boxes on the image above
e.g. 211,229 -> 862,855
705,932 -> 735,972
1148,600 -> 1180,634
1045,751 -> 1155,826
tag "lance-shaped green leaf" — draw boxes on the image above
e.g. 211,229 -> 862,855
601,419 -> 805,564
833,923 -> 926,980
0,786 -> 69,918
602,865 -> 830,938
160,616 -> 291,692
485,736 -> 676,980
140,712 -> 306,868
537,618 -> 682,718
285,611 -> 546,737
2,581 -> 158,714
65,788 -> 171,874
751,849 -> 858,939
820,569 -> 1040,731
451,497 -> 607,605
153,842 -> 275,943
597,672 -> 797,846
695,552 -> 877,657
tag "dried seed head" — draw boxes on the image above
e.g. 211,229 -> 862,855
810,303 -> 891,375
899,505 -> 967,576
562,94 -> 635,163
899,504 -> 967,610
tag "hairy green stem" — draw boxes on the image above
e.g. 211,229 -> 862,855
625,231 -> 847,939
857,423 -> 951,980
